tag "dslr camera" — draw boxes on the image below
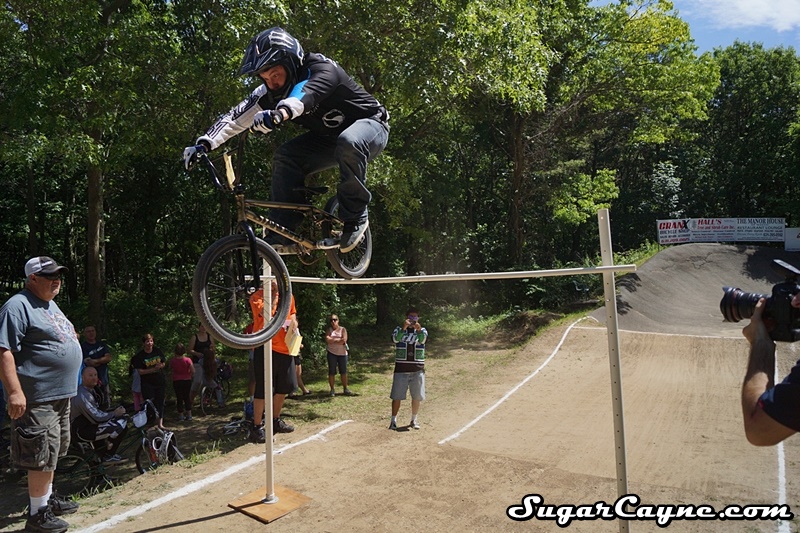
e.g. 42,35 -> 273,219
720,259 -> 800,342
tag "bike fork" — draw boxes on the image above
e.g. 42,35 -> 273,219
240,222 -> 262,289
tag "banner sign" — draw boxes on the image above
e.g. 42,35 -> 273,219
786,228 -> 800,252
656,218 -> 785,245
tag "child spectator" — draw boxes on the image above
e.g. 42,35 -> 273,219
170,343 -> 194,421
201,346 -> 225,407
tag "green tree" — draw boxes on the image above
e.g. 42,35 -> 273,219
681,42 -> 800,223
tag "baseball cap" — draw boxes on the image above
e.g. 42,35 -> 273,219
24,256 -> 69,277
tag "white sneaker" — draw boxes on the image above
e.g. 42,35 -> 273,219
410,420 -> 420,430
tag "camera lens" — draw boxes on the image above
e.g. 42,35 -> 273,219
720,287 -> 769,322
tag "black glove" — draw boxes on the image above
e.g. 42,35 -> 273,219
183,143 -> 207,171
251,110 -> 284,134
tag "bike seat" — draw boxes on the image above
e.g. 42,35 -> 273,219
294,186 -> 329,196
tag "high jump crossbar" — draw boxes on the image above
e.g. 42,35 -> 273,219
289,209 -> 634,533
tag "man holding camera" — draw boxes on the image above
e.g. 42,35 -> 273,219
741,294 -> 800,446
389,307 -> 428,430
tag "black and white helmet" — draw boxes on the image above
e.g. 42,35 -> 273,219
239,27 -> 304,97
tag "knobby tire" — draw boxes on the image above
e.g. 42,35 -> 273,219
323,197 -> 372,279
193,234 -> 292,349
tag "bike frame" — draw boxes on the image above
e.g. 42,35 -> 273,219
201,147 -> 343,287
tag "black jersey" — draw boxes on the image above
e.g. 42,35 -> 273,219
200,53 -> 387,149
272,53 -> 387,136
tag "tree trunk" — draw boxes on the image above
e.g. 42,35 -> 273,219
26,166 -> 39,255
64,186 -> 79,302
87,164 -> 105,331
508,113 -> 527,265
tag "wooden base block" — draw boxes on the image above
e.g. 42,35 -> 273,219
228,485 -> 311,524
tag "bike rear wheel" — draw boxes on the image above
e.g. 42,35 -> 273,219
193,234 -> 292,349
55,454 -> 105,497
323,198 -> 372,279
135,443 -> 156,474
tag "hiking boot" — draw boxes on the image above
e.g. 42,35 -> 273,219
48,493 -> 79,516
249,425 -> 266,444
25,505 -> 68,533
339,220 -> 368,253
273,418 -> 295,434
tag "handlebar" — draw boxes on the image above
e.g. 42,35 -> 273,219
192,131 -> 248,192
197,152 -> 238,192
197,153 -> 225,192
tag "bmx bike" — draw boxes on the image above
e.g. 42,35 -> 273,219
55,400 -> 184,497
189,134 -> 372,349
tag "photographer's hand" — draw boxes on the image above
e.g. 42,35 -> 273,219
741,298 -> 795,446
743,298 -> 772,345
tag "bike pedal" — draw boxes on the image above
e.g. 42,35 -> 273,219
317,238 -> 339,250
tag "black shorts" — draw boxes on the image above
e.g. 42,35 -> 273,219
253,346 -> 297,399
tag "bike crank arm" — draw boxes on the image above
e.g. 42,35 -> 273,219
245,211 -> 317,250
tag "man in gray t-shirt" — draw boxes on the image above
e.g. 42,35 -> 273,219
0,256 -> 82,531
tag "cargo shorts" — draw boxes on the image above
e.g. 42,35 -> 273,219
11,398 -> 71,471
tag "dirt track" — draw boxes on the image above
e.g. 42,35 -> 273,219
3,243 -> 800,532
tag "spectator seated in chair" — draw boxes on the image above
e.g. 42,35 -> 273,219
70,367 -> 129,463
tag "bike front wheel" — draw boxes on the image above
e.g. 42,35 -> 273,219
193,234 -> 292,349
135,435 -> 183,474
200,386 -> 215,415
135,443 -> 157,474
323,198 -> 372,279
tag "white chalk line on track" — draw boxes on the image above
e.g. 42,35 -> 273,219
438,316 -> 592,445
439,317 -> 790,533
573,324 -> 743,341
73,419 -> 353,533
776,342 -> 796,533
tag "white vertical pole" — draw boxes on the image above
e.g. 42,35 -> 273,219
263,248 -> 277,502
597,209 -> 629,533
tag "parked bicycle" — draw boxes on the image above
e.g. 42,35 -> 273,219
189,134 -> 372,350
55,400 -> 184,497
198,359 -> 232,415
216,359 -> 233,399
206,416 -> 253,442
206,400 -> 255,442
